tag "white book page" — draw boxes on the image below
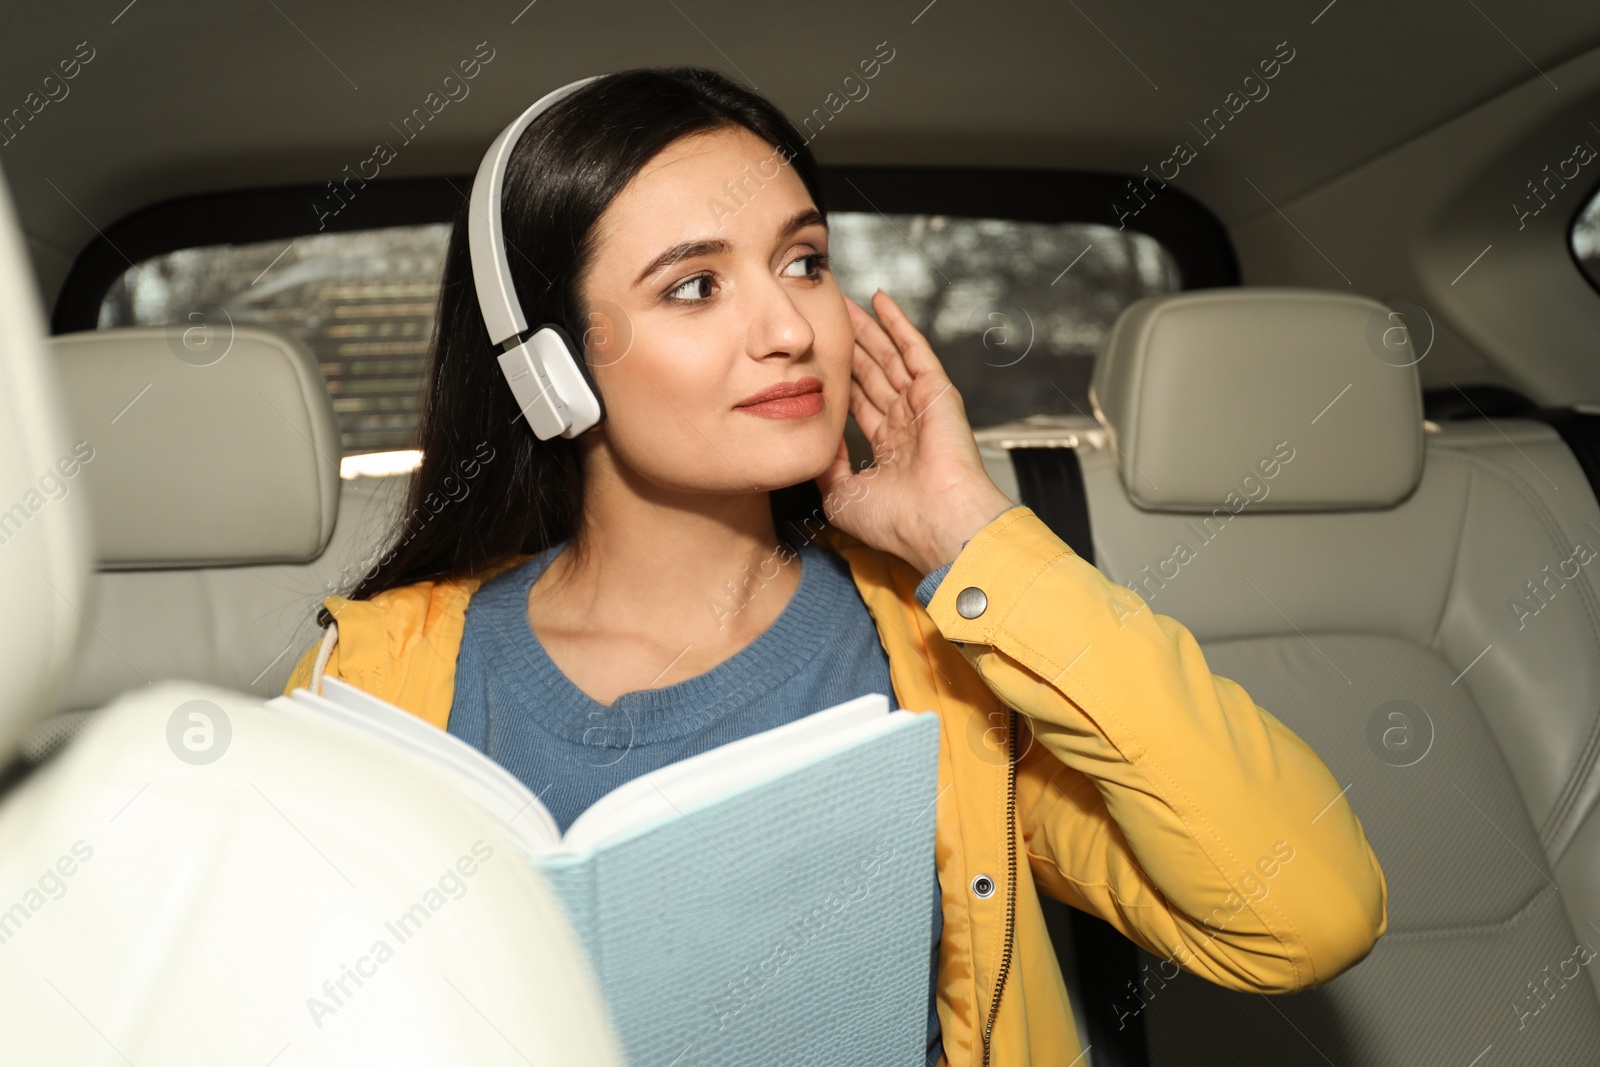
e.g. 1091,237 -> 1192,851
284,682 -> 901,859
316,678 -> 541,817
558,693 -> 896,853
276,682 -> 562,854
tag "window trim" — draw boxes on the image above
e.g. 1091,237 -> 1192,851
52,166 -> 1237,333
1565,171 -> 1600,300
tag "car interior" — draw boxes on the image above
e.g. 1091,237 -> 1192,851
4,1 -> 1600,1064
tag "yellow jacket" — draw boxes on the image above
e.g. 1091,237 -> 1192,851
287,506 -> 1388,1066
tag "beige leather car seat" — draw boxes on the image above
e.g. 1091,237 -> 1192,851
31,326 -> 405,720
996,289 -> 1600,1066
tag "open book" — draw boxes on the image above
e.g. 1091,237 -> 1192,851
269,678 -> 942,1067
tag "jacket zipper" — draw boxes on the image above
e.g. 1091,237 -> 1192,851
979,707 -> 1020,1067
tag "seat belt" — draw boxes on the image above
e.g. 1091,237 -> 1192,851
1008,445 -> 1152,1067
1010,446 -> 1095,564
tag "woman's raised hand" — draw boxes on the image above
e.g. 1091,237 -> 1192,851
815,290 -> 1015,576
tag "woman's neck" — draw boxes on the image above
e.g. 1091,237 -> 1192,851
526,452 -> 805,701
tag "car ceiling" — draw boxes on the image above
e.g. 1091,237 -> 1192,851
4,0 -> 1600,396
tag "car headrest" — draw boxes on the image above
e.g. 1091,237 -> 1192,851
0,168 -> 93,763
51,326 -> 341,568
1089,288 -> 1424,512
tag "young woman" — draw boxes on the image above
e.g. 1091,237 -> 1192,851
288,67 -> 1386,1067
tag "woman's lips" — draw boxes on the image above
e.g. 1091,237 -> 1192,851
734,377 -> 824,420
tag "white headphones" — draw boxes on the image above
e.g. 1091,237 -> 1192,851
468,76 -> 606,440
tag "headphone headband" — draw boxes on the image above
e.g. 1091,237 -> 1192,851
468,77 -> 607,441
468,76 -> 602,347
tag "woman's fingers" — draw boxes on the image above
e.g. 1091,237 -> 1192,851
851,340 -> 899,414
870,290 -> 943,378
847,297 -> 914,391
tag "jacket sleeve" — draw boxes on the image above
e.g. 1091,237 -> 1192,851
923,506 -> 1388,994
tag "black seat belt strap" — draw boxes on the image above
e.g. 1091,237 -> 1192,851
1008,445 -> 1152,1067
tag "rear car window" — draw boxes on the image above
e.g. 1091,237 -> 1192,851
95,215 -> 1180,455
97,225 -> 450,457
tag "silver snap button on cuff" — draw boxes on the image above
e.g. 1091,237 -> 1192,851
955,586 -> 988,619
971,874 -> 995,899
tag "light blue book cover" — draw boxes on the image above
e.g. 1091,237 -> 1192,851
284,681 -> 943,1065
535,709 -> 941,1067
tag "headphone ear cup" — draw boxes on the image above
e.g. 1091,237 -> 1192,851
542,323 -> 606,433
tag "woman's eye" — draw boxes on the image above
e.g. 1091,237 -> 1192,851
667,274 -> 716,302
665,249 -> 832,300
781,252 -> 829,280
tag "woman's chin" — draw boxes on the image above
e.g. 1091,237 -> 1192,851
732,421 -> 840,479
747,444 -> 843,493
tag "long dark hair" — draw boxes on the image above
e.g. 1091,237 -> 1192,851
333,68 -> 828,618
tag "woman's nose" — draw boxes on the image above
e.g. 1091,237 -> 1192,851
747,278 -> 815,360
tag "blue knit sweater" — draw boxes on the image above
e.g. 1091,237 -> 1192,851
449,540 -> 952,1067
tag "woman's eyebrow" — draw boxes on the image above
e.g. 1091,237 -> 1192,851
778,208 -> 827,239
635,238 -> 730,287
632,208 -> 827,288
